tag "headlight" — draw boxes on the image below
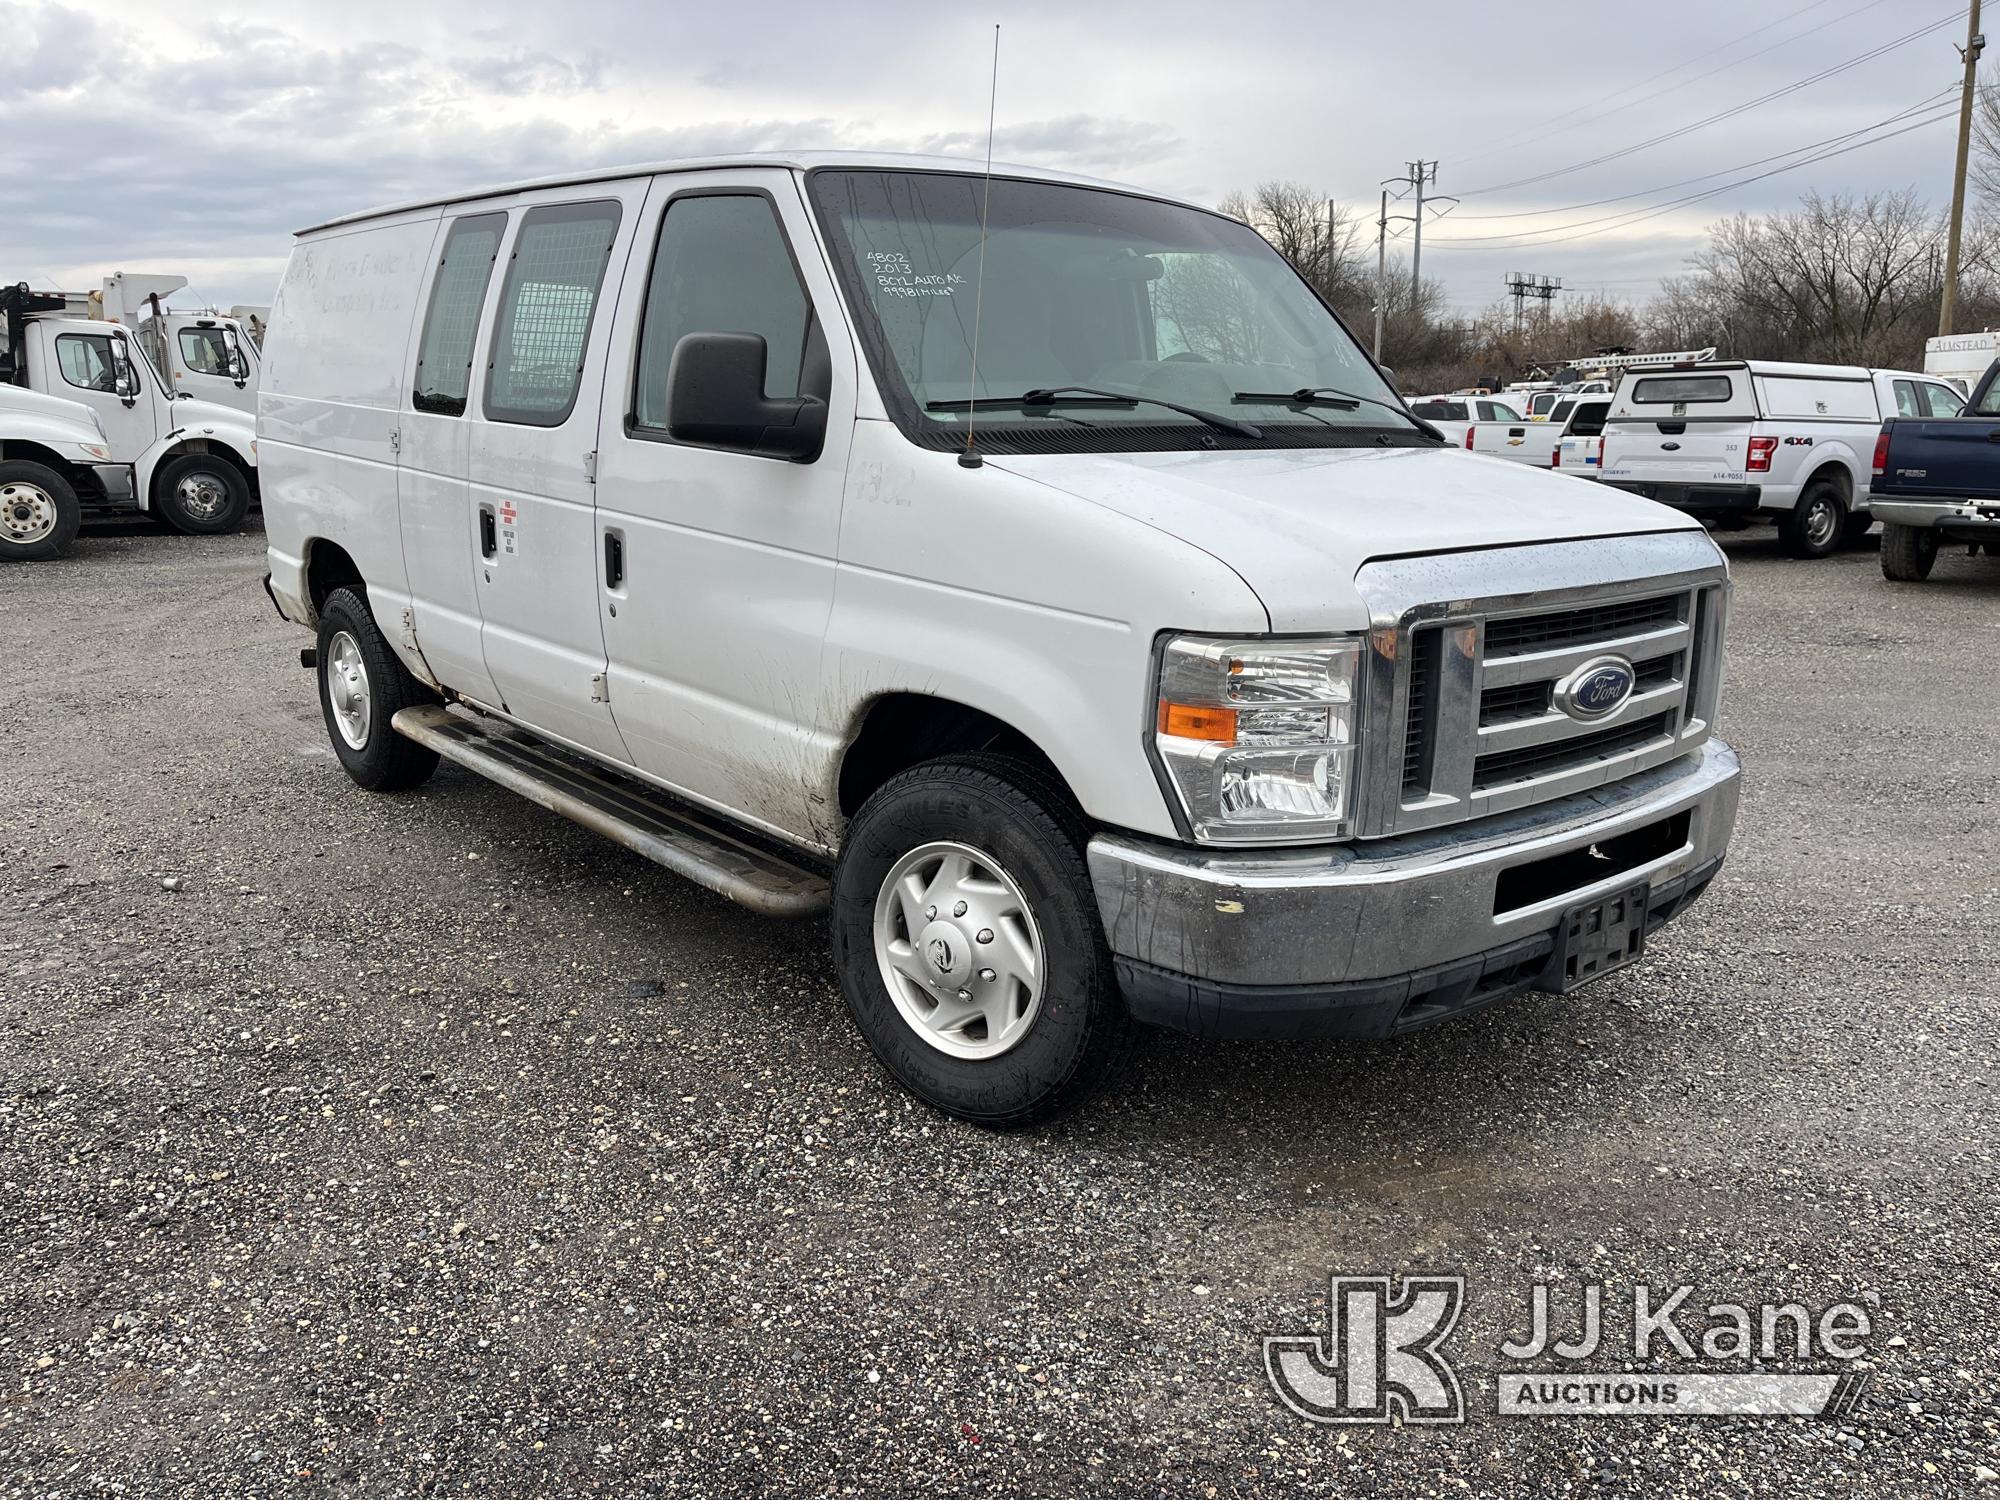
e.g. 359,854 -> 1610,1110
1153,634 -> 1362,843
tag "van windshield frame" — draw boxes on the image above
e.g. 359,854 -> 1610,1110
805,168 -> 1433,456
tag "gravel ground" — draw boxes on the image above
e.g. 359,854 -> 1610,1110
3,517 -> 1998,1498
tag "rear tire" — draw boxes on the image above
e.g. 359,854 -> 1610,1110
0,461 -> 82,562
1880,522 -> 1939,582
1780,479 -> 1846,559
830,753 -> 1133,1128
154,453 -> 251,535
315,587 -> 440,791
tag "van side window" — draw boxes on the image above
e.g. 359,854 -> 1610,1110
55,333 -> 119,393
413,212 -> 506,417
632,193 -> 810,430
484,200 -> 622,427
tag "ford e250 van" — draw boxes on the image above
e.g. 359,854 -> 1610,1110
260,152 -> 1741,1126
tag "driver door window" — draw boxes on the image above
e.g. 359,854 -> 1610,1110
178,327 -> 230,377
56,333 -> 118,393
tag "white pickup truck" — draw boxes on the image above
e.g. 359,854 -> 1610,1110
1599,359 -> 1963,558
260,151 -> 1741,1125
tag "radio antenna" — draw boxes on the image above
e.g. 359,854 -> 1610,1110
958,23 -> 1001,470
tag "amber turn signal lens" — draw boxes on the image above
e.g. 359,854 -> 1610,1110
1157,702 -> 1238,741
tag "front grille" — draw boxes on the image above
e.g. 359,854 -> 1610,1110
1483,594 -> 1680,657
1364,544 -> 1727,837
1474,712 -> 1675,791
1401,627 -> 1440,793
1480,681 -> 1551,724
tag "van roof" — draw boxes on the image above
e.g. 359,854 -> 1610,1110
296,151 -> 1191,236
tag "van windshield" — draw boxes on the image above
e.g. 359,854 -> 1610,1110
807,169 -> 1417,454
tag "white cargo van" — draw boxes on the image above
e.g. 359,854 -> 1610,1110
260,152 -> 1741,1125
1598,359 -> 1961,558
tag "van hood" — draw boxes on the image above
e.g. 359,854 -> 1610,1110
990,445 -> 1705,631
0,381 -> 104,437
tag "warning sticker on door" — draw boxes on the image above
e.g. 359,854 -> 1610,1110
498,500 -> 518,557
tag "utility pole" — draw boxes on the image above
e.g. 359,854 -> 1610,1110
1505,272 -> 1563,340
1941,0 -> 1986,337
1373,188 -> 1388,360
1409,160 -> 1437,313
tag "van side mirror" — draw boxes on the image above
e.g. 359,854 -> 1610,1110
666,333 -> 825,461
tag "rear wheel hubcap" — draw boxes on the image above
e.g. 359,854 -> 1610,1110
325,631 -> 372,749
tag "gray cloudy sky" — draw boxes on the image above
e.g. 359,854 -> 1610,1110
0,0 -> 1977,319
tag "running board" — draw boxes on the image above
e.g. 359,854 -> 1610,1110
390,704 -> 830,917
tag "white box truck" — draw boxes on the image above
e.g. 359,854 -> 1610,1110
259,152 -> 1741,1124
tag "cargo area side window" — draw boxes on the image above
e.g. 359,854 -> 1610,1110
413,211 -> 506,417
55,332 -> 119,393
483,200 -> 621,427
632,192 -> 811,430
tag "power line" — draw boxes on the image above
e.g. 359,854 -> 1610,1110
1441,89 -> 1958,232
1428,104 -> 1958,250
1454,0 -> 1874,171
1457,7 -> 1966,198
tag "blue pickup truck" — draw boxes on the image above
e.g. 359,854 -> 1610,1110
1872,359 -> 2000,581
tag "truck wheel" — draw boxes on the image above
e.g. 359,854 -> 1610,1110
1780,480 -> 1846,559
0,461 -> 82,562
1880,523 -> 1939,582
315,587 -> 440,791
830,754 -> 1133,1128
154,453 -> 250,535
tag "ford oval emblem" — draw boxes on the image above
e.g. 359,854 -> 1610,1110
1554,655 -> 1637,721
1660,441 -> 1681,450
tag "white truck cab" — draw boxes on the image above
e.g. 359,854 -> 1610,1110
95,272 -> 262,417
1599,359 -> 1960,558
0,283 -> 259,558
261,152 -> 1741,1124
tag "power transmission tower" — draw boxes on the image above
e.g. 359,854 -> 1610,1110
1505,273 -> 1563,338
1941,0 -> 1986,337
1382,161 -> 1456,327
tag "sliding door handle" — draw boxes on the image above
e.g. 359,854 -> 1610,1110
478,507 -> 497,558
603,530 -> 625,591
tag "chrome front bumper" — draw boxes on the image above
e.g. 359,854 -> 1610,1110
1088,740 -> 1741,1038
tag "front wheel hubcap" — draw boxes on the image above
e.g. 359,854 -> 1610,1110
325,631 -> 372,750
873,840 -> 1045,1060
1804,498 -> 1838,547
0,482 -> 57,545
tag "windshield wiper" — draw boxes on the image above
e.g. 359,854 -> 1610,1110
926,386 -> 1261,439
1233,386 -> 1443,441
1233,386 -> 1428,424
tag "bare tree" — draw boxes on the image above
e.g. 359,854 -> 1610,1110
1218,181 -> 1372,305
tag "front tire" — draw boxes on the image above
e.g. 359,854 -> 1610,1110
154,453 -> 251,535
1880,522 -> 1939,582
1780,479 -> 1846,559
315,587 -> 440,791
830,754 -> 1132,1128
0,461 -> 82,562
